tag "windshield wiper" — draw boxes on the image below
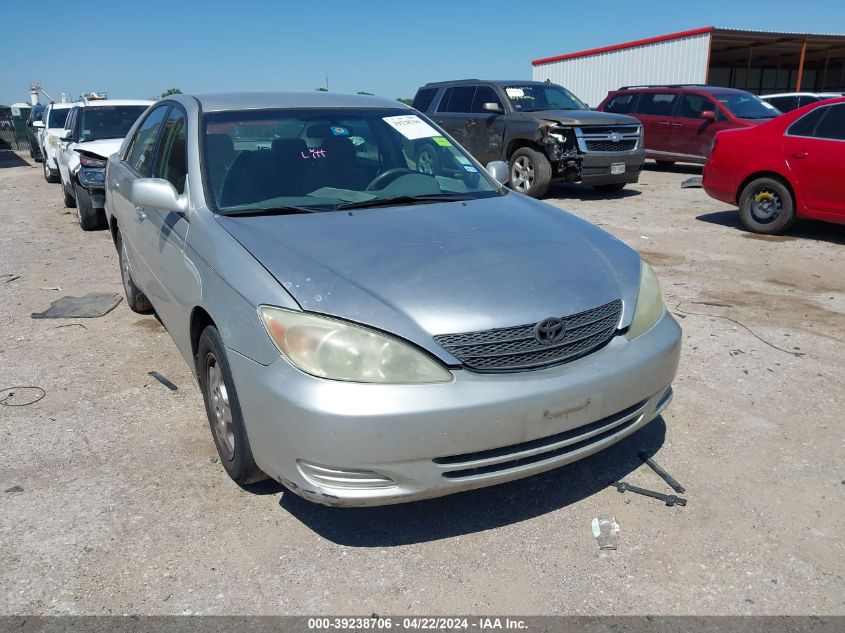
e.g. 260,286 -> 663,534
335,194 -> 476,211
221,205 -> 326,217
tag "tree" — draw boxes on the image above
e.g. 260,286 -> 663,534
357,91 -> 374,96
396,98 -> 413,106
160,88 -> 182,98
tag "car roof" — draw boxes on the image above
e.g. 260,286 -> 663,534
761,92 -> 843,98
188,91 -> 411,113
75,99 -> 154,108
420,79 -> 554,89
49,102 -> 80,110
614,85 -> 750,95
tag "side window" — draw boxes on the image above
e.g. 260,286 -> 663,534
153,108 -> 188,193
787,107 -> 827,137
65,108 -> 76,131
677,94 -> 709,118
798,96 -> 820,108
635,93 -> 678,116
440,86 -> 475,113
125,106 -> 169,176
412,88 -> 438,112
471,86 -> 503,113
769,96 -> 798,111
813,105 -> 845,141
606,94 -> 637,114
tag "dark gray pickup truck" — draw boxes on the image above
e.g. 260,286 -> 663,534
412,80 -> 645,197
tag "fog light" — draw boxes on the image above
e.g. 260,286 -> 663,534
297,460 -> 396,490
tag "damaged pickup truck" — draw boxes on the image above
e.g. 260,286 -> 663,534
412,80 -> 645,197
55,100 -> 152,230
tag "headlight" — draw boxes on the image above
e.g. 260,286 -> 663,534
258,306 -> 452,384
626,261 -> 666,340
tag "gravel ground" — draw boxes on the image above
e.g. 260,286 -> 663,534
1,151 -> 843,615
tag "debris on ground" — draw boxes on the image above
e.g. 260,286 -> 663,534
0,386 -> 46,407
592,516 -> 620,550
4,485 -> 24,494
148,371 -> 178,392
639,452 -> 685,493
614,481 -> 687,507
31,293 -> 122,319
681,176 -> 703,188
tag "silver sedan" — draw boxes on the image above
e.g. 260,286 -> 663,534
104,92 -> 681,506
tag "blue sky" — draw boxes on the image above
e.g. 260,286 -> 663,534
3,0 -> 843,105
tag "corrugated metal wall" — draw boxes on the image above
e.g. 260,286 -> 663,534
532,33 -> 712,107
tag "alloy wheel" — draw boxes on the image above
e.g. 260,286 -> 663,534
207,356 -> 235,460
417,148 -> 435,175
511,156 -> 535,192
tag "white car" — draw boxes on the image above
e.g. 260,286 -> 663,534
56,99 -> 153,230
39,102 -> 78,183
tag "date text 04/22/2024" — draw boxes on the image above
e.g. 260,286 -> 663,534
307,617 -> 528,630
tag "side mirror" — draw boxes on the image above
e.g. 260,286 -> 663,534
700,110 -> 716,121
482,102 -> 502,113
130,178 -> 187,213
486,160 -> 509,185
59,129 -> 74,141
32,120 -> 45,128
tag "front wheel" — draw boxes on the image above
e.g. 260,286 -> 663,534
62,180 -> 76,208
43,159 -> 60,183
738,177 -> 795,235
508,147 -> 552,198
198,326 -> 268,486
116,231 -> 153,313
74,182 -> 106,231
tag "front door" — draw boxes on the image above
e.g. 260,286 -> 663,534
783,103 -> 845,216
671,93 -> 732,160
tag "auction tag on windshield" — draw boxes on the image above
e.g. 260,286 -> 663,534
433,136 -> 452,147
383,115 -> 438,140
506,88 -> 525,98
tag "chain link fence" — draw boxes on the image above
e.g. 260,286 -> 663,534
0,107 -> 32,152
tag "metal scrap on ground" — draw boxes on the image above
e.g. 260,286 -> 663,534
31,293 -> 122,319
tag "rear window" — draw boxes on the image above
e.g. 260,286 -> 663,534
412,88 -> 438,112
605,93 -> 637,114
635,93 -> 678,116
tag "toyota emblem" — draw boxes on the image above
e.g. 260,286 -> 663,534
534,317 -> 567,344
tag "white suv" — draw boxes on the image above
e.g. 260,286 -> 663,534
56,99 -> 152,229
39,102 -> 78,183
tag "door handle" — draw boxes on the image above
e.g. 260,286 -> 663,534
466,119 -> 477,127
792,151 -> 808,159
135,207 -> 146,222
657,121 -> 671,126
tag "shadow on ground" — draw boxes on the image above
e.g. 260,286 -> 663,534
277,417 -> 666,546
0,150 -> 31,169
545,182 -> 642,202
697,209 -> 845,245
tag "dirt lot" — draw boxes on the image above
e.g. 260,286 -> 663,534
1,150 -> 843,615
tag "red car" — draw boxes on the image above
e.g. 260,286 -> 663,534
598,85 -> 780,165
703,97 -> 845,234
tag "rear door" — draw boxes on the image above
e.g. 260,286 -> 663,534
431,86 -> 476,147
464,85 -> 506,164
110,104 -> 170,290
671,93 -> 733,160
631,92 -> 680,158
783,103 -> 845,216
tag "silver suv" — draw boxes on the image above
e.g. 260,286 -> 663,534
413,80 -> 645,197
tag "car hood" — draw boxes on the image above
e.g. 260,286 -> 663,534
524,109 -> 640,126
216,195 -> 641,360
73,138 -> 123,160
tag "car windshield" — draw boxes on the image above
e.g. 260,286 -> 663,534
48,108 -> 71,128
202,108 -> 503,214
79,105 -> 149,142
715,93 -> 780,119
504,85 -> 588,112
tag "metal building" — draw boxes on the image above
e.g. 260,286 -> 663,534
532,27 -> 845,107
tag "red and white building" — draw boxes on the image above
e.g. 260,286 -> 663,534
532,27 -> 845,107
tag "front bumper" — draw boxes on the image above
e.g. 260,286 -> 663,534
227,311 -> 682,506
574,149 -> 645,185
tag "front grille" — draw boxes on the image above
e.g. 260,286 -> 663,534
435,397 -> 649,479
580,126 -> 640,135
585,139 -> 637,152
434,299 -> 622,372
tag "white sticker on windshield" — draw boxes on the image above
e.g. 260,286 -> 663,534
506,88 -> 525,98
382,115 -> 438,140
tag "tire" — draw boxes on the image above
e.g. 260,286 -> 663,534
43,158 -> 60,183
738,177 -> 796,235
62,180 -> 77,208
415,143 -> 441,175
594,182 -> 626,194
508,147 -> 552,198
655,160 -> 675,168
197,326 -> 268,486
116,231 -> 153,313
74,182 -> 106,231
